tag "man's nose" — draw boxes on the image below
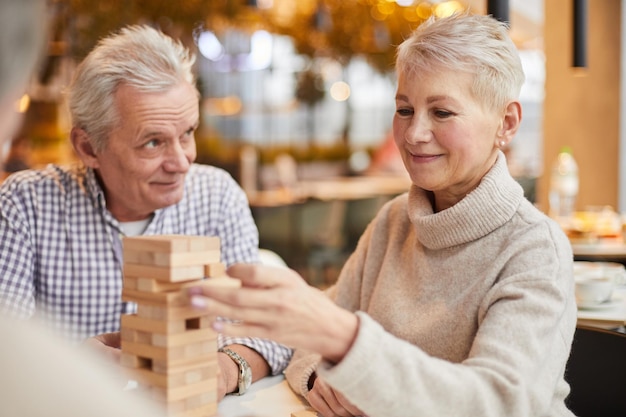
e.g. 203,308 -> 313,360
163,142 -> 194,172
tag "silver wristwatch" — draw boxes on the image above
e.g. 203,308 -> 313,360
219,347 -> 252,395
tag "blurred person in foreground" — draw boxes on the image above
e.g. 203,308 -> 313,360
187,13 -> 577,417
0,24 -> 291,398
0,1 -> 162,415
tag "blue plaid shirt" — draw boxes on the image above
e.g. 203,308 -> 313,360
0,163 -> 291,374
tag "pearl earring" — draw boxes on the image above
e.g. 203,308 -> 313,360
499,140 -> 506,147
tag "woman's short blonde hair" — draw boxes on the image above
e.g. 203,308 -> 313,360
67,25 -> 198,152
396,13 -> 525,111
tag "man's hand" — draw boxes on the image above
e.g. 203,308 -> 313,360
83,331 -> 121,363
217,344 -> 271,398
217,350 -> 238,399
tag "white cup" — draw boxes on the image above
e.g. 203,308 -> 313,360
575,276 -> 614,306
574,261 -> 626,286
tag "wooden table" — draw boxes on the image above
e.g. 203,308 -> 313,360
571,238 -> 626,263
247,174 -> 412,208
218,375 -> 311,417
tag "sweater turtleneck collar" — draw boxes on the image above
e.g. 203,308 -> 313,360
407,152 -> 525,250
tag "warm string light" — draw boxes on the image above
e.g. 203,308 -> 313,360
15,94 -> 30,114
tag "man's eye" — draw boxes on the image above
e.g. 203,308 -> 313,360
144,139 -> 159,149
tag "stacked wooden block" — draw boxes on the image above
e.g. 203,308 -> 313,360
120,235 -> 239,417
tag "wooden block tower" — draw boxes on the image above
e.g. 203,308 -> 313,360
120,235 -> 239,417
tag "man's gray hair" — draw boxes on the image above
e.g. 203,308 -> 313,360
67,25 -> 198,152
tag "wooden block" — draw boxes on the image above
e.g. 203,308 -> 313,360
124,249 -> 221,267
152,353 -> 218,374
123,235 -> 220,253
151,378 -> 217,402
136,277 -> 186,293
124,263 -> 205,282
121,339 -> 216,363
139,304 -> 218,321
184,316 -> 213,330
128,278 -> 240,304
122,322 -> 216,348
152,328 -> 217,348
123,235 -> 193,253
121,314 -> 187,334
186,236 -> 220,252
129,362 -> 217,388
121,328 -> 152,345
203,276 -> 241,288
120,351 -> 152,369
122,288 -> 188,306
136,277 -> 210,293
204,262 -> 226,278
154,250 -> 220,267
123,276 -> 138,290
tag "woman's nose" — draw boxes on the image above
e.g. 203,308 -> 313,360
404,122 -> 432,145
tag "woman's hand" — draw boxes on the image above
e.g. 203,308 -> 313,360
188,263 -> 359,363
308,376 -> 367,417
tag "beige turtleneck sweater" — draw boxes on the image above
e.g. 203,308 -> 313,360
286,153 -> 577,417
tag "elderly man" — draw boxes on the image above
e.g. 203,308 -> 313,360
0,24 -> 290,398
0,1 -> 167,415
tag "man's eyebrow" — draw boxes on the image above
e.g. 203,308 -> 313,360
140,130 -> 162,140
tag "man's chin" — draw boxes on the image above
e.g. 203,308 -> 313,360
154,191 -> 185,209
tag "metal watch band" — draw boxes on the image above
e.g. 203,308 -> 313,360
219,347 -> 252,395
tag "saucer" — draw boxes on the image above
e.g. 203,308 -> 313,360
577,299 -> 620,310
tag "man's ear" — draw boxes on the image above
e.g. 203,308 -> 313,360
498,101 -> 522,141
70,127 -> 99,168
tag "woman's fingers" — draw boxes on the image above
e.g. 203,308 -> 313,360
227,263 -> 305,289
308,378 -> 355,417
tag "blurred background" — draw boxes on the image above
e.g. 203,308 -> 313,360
0,0 -> 556,285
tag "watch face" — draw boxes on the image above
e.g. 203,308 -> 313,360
242,367 -> 252,389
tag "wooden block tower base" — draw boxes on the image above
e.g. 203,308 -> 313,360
120,235 -> 239,417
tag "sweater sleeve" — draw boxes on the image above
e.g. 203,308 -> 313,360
284,348 -> 322,397
284,208 -> 378,396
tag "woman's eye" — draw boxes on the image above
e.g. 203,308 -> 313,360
396,108 -> 413,116
434,110 -> 453,118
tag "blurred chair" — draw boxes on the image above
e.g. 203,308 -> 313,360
301,199 -> 348,288
565,324 -> 626,417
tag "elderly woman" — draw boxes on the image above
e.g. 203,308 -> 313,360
189,13 -> 576,417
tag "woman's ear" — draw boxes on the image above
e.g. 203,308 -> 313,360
498,101 -> 522,141
70,127 -> 99,168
